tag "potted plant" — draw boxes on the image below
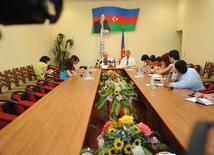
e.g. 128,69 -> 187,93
52,33 -> 74,67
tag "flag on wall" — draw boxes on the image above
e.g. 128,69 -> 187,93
92,6 -> 140,33
100,29 -> 104,57
121,26 -> 125,59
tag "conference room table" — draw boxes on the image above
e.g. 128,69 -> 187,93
0,68 -> 214,155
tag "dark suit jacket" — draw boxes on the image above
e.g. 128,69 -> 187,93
94,20 -> 111,33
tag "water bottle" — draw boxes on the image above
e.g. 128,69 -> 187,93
86,63 -> 91,78
137,66 -> 141,76
138,64 -> 144,77
150,75 -> 156,89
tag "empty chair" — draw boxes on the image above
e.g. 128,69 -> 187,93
37,79 -> 57,93
25,85 -> 46,101
201,62 -> 213,79
11,91 -> 36,115
0,100 -> 19,129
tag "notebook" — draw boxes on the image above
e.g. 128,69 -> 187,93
186,97 -> 214,106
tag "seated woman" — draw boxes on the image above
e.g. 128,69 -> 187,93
60,58 -> 76,80
35,56 -> 53,79
71,55 -> 85,74
147,53 -> 173,75
147,55 -> 156,69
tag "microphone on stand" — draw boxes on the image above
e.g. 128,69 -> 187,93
113,59 -> 116,67
95,59 -> 99,68
99,60 -> 102,68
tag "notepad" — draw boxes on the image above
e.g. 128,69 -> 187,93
186,97 -> 214,106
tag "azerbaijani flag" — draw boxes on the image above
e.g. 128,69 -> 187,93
92,6 -> 140,33
121,26 -> 125,59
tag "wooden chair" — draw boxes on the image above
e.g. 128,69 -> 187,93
201,62 -> 213,79
0,71 -> 15,100
202,62 -> 214,83
26,65 -> 37,81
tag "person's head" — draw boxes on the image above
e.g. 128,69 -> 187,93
154,56 -> 162,66
39,56 -> 50,64
63,58 -> 74,70
125,50 -> 131,58
71,55 -> 80,65
149,55 -> 156,62
103,52 -> 108,59
141,54 -> 149,63
168,50 -> 180,63
99,13 -> 105,21
161,53 -> 171,67
174,60 -> 188,74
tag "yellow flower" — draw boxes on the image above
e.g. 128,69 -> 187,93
130,80 -> 134,85
133,139 -> 141,146
114,139 -> 124,150
108,148 -> 117,155
122,80 -> 126,84
132,125 -> 141,133
106,88 -> 110,93
107,127 -> 116,134
123,107 -> 128,115
122,95 -> 125,99
114,89 -> 119,94
124,144 -> 133,154
111,93 -> 115,97
118,115 -> 134,125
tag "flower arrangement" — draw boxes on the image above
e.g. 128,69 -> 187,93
95,70 -> 138,122
100,70 -> 121,82
95,115 -> 171,155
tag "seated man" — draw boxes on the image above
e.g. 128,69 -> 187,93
164,60 -> 204,91
120,50 -> 136,68
101,52 -> 111,67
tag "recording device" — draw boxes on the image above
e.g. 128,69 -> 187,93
0,0 -> 63,25
188,92 -> 196,97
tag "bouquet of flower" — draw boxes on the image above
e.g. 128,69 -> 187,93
95,115 -> 170,155
95,73 -> 138,122
100,70 -> 121,82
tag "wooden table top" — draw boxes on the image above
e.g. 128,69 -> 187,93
125,69 -> 214,154
0,69 -> 101,155
0,68 -> 213,154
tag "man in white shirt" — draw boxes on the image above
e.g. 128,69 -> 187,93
164,60 -> 204,91
120,50 -> 136,68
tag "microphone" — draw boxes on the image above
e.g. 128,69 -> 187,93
95,59 -> 99,68
99,60 -> 102,68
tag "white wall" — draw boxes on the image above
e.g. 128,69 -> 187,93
53,0 -> 179,67
0,21 -> 53,72
177,0 -> 214,71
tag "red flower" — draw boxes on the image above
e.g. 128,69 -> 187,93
102,121 -> 111,133
138,122 -> 152,136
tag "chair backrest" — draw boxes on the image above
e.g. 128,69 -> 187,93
207,62 -> 214,79
0,71 -> 10,94
26,65 -> 37,81
11,91 -> 35,115
202,62 -> 212,78
193,65 -> 201,74
4,69 -> 18,90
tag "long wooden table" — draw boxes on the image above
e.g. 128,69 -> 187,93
0,68 -> 214,155
125,68 -> 214,155
0,70 -> 101,155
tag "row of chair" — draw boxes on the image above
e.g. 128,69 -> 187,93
0,65 -> 37,101
0,78 -> 61,129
